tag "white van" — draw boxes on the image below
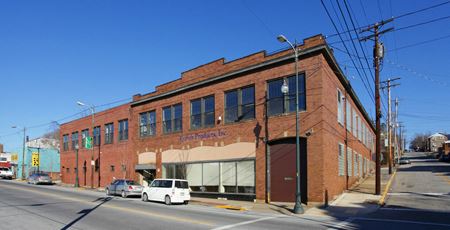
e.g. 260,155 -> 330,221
141,179 -> 190,205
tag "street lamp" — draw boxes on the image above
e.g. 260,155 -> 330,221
74,143 -> 79,187
12,125 -> 26,180
77,101 -> 96,189
277,34 -> 304,214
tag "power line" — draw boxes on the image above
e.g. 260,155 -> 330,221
326,1 -> 450,38
321,0 -> 375,104
395,0 -> 450,20
389,33 -> 450,52
394,15 -> 450,32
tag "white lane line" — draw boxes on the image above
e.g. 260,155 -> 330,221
380,207 -> 450,213
211,216 -> 278,230
388,192 -> 449,197
353,217 -> 450,227
326,217 -> 355,230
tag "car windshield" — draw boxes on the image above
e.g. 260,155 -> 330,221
0,168 -> 8,171
126,181 -> 140,185
39,174 -> 50,177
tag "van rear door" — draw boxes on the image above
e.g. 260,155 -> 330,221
174,180 -> 190,199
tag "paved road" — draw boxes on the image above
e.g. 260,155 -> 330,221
1,152 -> 449,230
340,151 -> 450,230
0,180 -> 339,230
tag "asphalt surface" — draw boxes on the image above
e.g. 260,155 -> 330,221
342,151 -> 450,230
1,151 -> 448,230
0,180 -> 338,230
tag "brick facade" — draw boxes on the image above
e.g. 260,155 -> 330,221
59,34 -> 375,204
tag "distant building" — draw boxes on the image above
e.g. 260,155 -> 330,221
17,138 -> 60,179
427,133 -> 448,152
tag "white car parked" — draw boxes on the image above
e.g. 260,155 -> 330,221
141,179 -> 190,205
0,167 -> 13,180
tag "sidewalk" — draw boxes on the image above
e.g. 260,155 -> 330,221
305,167 -> 395,217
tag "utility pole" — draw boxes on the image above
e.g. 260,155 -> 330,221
381,78 -> 400,174
360,19 -> 393,195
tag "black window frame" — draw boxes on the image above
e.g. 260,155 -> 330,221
118,119 -> 128,141
140,110 -> 156,137
267,74 -> 306,116
104,123 -> 114,144
93,126 -> 101,146
71,131 -> 79,150
63,134 -> 69,151
190,95 -> 215,130
163,104 -> 182,134
224,85 -> 255,123
81,129 -> 89,149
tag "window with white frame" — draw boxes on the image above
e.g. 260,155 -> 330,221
347,147 -> 352,176
354,152 -> 358,177
337,89 -> 344,125
338,143 -> 345,176
353,111 -> 357,136
359,154 -> 363,177
346,100 -> 351,131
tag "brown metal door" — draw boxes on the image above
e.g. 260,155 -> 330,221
270,138 -> 307,203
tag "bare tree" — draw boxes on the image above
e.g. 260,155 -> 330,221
409,133 -> 430,151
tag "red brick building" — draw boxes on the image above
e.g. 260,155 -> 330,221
60,103 -> 134,187
60,35 -> 375,204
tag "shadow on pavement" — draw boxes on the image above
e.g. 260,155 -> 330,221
60,197 -> 112,230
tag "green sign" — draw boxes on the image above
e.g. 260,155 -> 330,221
85,137 -> 93,149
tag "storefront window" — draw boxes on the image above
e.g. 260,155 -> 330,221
163,160 -> 255,195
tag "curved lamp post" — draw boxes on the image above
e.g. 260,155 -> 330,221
277,34 -> 304,214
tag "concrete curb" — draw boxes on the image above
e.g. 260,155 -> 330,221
379,170 -> 397,206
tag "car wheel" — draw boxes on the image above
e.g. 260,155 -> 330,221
184,200 -> 189,205
142,193 -> 148,202
164,195 -> 171,205
106,188 -> 110,196
121,191 -> 127,198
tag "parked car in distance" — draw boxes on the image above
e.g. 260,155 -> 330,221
399,157 -> 411,165
106,179 -> 143,198
27,173 -> 52,185
141,179 -> 190,205
0,167 -> 13,179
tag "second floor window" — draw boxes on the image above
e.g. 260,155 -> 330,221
163,104 -> 182,134
140,111 -> 156,137
104,123 -> 114,144
63,134 -> 69,151
225,86 -> 255,123
191,95 -> 215,129
118,119 -> 128,141
71,132 -> 79,150
81,129 -> 89,148
267,75 -> 306,116
93,126 -> 101,146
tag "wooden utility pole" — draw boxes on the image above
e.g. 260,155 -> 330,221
360,19 -> 393,195
381,78 -> 400,174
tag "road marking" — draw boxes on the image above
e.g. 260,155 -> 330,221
211,216 -> 278,230
380,207 -> 450,213
0,183 -> 213,226
352,217 -> 450,227
379,170 -> 397,206
388,192 -> 449,197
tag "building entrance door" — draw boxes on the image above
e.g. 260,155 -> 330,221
269,138 -> 307,203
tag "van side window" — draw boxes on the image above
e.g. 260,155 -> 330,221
175,181 -> 189,189
151,180 -> 160,187
160,180 -> 173,188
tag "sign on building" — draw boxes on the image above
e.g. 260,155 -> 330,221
31,152 -> 40,167
85,137 -> 93,149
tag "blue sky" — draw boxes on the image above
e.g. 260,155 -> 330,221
1,0 -> 449,152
